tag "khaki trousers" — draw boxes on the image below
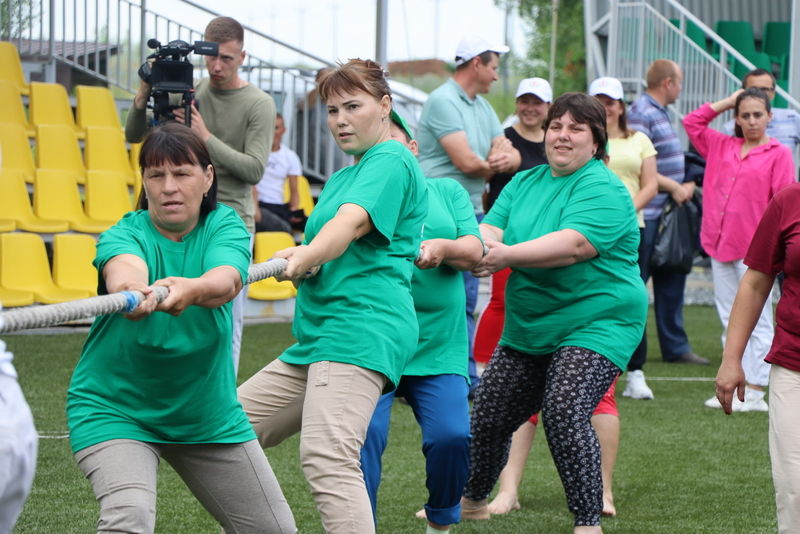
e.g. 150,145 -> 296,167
769,364 -> 800,534
238,359 -> 385,534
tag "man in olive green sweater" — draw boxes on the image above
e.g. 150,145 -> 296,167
126,16 -> 276,373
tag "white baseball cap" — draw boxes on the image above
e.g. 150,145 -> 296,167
455,35 -> 510,66
588,76 -> 624,100
515,77 -> 552,103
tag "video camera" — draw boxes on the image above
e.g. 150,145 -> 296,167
138,38 -> 219,126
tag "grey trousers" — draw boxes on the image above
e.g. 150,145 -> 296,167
74,438 -> 295,534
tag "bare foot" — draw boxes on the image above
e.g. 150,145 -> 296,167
487,492 -> 521,515
460,497 -> 490,520
602,493 -> 616,517
415,508 -> 426,520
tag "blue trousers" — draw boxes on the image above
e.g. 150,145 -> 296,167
629,219 -> 692,370
360,374 -> 471,527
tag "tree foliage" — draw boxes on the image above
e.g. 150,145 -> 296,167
499,0 -> 587,95
0,0 -> 35,40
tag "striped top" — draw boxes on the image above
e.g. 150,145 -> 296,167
628,93 -> 686,221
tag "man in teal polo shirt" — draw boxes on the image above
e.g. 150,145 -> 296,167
417,35 -> 520,392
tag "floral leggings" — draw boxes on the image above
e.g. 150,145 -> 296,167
462,345 -> 620,526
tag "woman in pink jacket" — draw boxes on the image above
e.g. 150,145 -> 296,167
683,88 -> 794,412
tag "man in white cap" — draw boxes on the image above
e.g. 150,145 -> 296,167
416,35 -> 520,395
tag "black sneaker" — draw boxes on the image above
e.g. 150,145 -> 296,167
667,352 -> 710,365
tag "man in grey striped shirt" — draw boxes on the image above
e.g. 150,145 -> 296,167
723,68 -> 800,162
624,59 -> 708,402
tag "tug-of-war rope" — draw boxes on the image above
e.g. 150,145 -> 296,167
0,259 -> 288,334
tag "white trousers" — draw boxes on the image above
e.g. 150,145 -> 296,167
0,373 -> 38,534
711,258 -> 774,387
769,365 -> 800,534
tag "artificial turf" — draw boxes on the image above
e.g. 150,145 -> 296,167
7,305 -> 775,533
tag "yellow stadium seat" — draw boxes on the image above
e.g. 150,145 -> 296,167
0,220 -> 15,232
0,80 -> 34,137
129,142 -> 143,202
85,126 -> 135,185
34,169 -> 115,233
0,171 -> 68,233
0,41 -> 29,96
76,85 -> 123,131
85,170 -> 133,222
0,122 -> 35,182
0,286 -> 34,307
53,234 -> 98,296
35,124 -> 87,184
0,232 -> 90,304
248,232 -> 297,301
29,81 -> 84,139
282,175 -> 315,216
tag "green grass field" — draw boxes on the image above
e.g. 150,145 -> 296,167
7,306 -> 776,533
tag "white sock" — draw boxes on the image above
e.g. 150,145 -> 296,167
426,525 -> 449,534
746,388 -> 766,401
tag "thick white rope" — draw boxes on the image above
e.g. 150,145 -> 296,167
0,258 -> 288,334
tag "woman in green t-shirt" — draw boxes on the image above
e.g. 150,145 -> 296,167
460,93 -> 647,534
67,123 -> 296,534
238,60 -> 428,534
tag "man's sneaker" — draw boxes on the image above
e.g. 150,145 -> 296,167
623,370 -> 654,399
668,352 -> 710,365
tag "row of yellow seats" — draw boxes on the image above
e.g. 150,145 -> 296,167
0,232 -> 97,307
0,75 -> 122,140
0,231 -> 300,308
1,121 -> 140,188
0,170 -> 133,234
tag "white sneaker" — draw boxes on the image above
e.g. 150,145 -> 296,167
623,370 -> 654,399
704,395 -> 723,409
741,390 -> 769,412
704,390 -> 767,412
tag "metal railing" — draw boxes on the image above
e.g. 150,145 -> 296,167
1,0 -> 426,182
605,0 -> 800,137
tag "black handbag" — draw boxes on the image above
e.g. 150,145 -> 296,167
651,196 -> 700,274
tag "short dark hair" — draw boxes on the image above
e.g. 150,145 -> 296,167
742,68 -> 776,89
137,123 -> 218,216
733,87 -> 772,138
317,58 -> 392,104
455,51 -> 496,72
204,16 -> 244,44
544,92 -> 608,162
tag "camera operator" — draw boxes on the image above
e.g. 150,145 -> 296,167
125,16 -> 276,374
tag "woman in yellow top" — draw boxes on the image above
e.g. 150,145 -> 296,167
590,76 -> 658,402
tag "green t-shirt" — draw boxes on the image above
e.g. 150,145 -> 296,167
125,79 -> 276,232
417,79 -> 503,214
403,179 -> 480,379
280,140 -> 428,388
66,205 -> 254,453
484,158 -> 647,370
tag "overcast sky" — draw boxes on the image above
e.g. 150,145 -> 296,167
156,0 -> 527,66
